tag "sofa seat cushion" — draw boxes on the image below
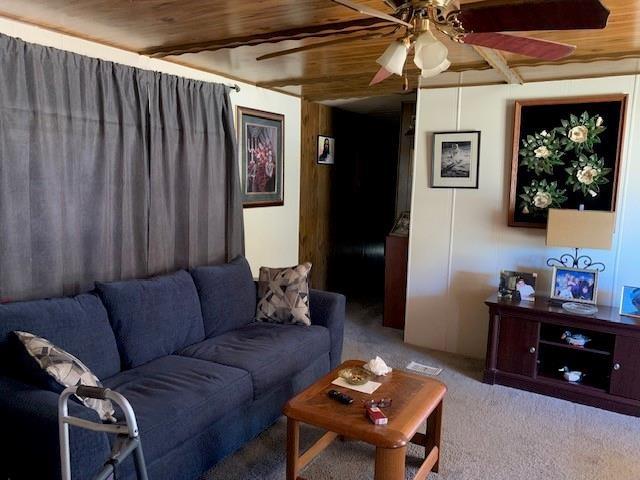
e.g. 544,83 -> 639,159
179,322 -> 330,398
103,355 -> 252,460
96,270 -> 205,369
190,256 -> 257,338
0,293 -> 120,380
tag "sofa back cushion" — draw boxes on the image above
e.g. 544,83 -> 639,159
0,293 -> 120,380
190,256 -> 257,337
96,270 -> 205,369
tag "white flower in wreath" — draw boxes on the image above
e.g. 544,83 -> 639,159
568,125 -> 589,144
576,165 -> 598,185
534,145 -> 551,159
596,116 -> 604,127
540,130 -> 549,137
533,191 -> 553,209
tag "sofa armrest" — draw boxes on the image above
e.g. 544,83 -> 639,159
309,289 -> 346,369
0,376 -> 110,480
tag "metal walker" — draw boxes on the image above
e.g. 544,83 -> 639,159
58,385 -> 149,480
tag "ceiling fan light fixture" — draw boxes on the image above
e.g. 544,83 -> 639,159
376,40 -> 408,77
413,30 -> 450,77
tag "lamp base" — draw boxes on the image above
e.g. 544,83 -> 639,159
546,248 -> 606,272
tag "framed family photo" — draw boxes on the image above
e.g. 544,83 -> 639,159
550,266 -> 599,305
619,286 -> 640,318
431,131 -> 480,189
499,270 -> 538,302
317,135 -> 335,165
237,106 -> 284,208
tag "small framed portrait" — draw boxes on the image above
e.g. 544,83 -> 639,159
550,266 -> 599,305
499,271 -> 538,302
431,131 -> 481,189
390,211 -> 410,237
317,135 -> 335,165
237,106 -> 284,208
619,286 -> 640,318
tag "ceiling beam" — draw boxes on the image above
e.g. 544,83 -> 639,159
472,46 -> 524,85
258,62 -> 491,88
141,18 -> 394,58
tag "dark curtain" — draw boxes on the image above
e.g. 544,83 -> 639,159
148,75 -> 244,274
0,35 -> 244,302
0,35 -> 149,301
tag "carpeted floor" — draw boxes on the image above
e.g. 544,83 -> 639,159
204,301 -> 640,479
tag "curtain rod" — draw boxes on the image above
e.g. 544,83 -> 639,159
226,83 -> 241,93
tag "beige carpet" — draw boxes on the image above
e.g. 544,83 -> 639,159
204,301 -> 640,479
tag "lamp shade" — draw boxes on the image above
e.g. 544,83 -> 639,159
376,41 -> 408,76
546,209 -> 615,250
413,30 -> 450,77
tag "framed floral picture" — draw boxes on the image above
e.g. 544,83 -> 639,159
509,95 -> 627,228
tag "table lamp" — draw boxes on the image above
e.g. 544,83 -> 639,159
546,208 -> 616,273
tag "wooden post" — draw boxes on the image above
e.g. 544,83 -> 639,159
425,400 -> 443,473
374,446 -> 406,480
286,418 -> 300,480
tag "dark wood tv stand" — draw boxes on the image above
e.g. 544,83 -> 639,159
485,294 -> 640,416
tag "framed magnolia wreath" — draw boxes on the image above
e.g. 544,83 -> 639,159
509,95 -> 627,228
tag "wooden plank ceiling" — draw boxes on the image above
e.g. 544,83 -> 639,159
0,1 -> 639,101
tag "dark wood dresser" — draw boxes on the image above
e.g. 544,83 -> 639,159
485,295 -> 640,416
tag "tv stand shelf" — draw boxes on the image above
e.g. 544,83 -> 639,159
484,295 -> 640,416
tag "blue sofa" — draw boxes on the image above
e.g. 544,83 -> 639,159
0,257 -> 345,480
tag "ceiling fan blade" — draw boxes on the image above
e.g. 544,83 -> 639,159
332,0 -> 412,28
369,67 -> 394,86
257,30 -> 393,61
464,32 -> 576,60
457,0 -> 609,33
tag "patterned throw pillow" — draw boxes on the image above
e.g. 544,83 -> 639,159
256,263 -> 312,326
13,331 -> 116,422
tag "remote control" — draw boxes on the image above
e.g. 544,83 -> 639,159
328,389 -> 354,405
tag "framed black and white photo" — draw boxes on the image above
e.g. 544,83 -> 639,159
431,131 -> 480,188
317,135 -> 335,165
550,266 -> 599,305
237,106 -> 284,208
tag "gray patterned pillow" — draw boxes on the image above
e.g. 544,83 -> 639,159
14,331 -> 116,422
256,263 -> 312,326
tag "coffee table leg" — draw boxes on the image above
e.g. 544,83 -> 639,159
425,399 -> 443,473
374,446 -> 406,480
286,418 -> 300,480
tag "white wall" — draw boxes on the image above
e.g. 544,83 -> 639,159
406,76 -> 640,359
0,17 -> 301,275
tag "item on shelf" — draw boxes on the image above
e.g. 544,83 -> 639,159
363,356 -> 392,376
559,367 -> 585,383
338,367 -> 372,385
498,270 -> 537,302
561,331 -> 591,347
389,211 -> 410,237
561,302 -> 599,316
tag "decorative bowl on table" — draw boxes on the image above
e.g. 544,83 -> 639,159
338,367 -> 372,386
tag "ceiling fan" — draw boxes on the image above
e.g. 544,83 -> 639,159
258,0 -> 610,86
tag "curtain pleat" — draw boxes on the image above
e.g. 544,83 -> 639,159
147,74 -> 244,275
0,34 -> 244,302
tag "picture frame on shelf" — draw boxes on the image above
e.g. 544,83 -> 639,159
431,131 -> 481,189
498,270 -> 538,302
509,95 -> 627,228
317,135 -> 335,165
619,286 -> 640,319
550,266 -> 599,305
237,106 -> 284,208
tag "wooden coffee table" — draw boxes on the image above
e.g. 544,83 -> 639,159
284,359 -> 446,480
